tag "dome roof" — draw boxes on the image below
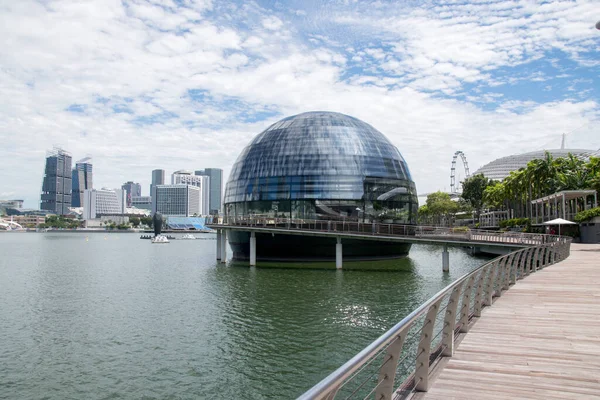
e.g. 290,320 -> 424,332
224,111 -> 416,204
473,148 -> 597,181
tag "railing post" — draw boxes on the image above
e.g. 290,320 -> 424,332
484,261 -> 496,306
511,251 -> 521,284
532,247 -> 540,272
473,268 -> 487,317
376,330 -> 408,400
414,298 -> 443,392
458,275 -> 475,333
502,253 -> 513,290
524,247 -> 532,276
441,283 -> 463,357
495,257 -> 506,297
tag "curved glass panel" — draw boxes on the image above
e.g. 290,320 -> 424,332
224,111 -> 418,223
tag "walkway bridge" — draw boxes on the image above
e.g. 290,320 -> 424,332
295,237 -> 597,400
206,217 -> 561,268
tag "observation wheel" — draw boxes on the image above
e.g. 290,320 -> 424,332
450,151 -> 470,193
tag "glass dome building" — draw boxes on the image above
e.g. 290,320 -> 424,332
224,111 -> 419,261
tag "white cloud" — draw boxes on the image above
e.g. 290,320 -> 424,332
0,0 -> 598,208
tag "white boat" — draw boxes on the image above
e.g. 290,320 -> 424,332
151,235 -> 170,244
181,233 -> 197,240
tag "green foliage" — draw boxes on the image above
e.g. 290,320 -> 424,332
499,218 -> 530,229
421,191 -> 459,225
481,152 -> 600,217
44,215 -> 80,229
140,216 -> 153,227
461,174 -> 494,213
129,216 -> 140,227
117,223 -> 130,230
574,207 -> 600,223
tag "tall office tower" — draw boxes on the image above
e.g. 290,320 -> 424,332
121,181 -> 142,207
71,157 -> 93,207
40,147 -> 72,215
151,169 -> 165,197
151,185 -> 200,217
195,168 -> 223,215
172,170 -> 209,215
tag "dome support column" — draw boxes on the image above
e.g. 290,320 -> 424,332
216,229 -> 221,260
442,245 -> 450,272
220,229 -> 227,263
250,231 -> 256,267
336,237 -> 343,269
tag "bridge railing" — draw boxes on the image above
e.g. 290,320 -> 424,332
207,216 -> 561,245
296,237 -> 571,400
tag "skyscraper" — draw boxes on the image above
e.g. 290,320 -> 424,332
151,169 -> 165,198
71,157 -> 93,207
41,147 -> 72,215
121,181 -> 142,207
195,168 -> 223,215
152,185 -> 200,216
172,170 -> 209,215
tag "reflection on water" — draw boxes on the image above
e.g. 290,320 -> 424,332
0,232 -> 489,399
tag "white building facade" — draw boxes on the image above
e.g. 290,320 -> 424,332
171,170 -> 210,215
83,188 -> 126,220
151,185 -> 201,216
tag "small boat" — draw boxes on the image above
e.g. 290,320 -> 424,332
151,235 -> 170,244
180,233 -> 197,240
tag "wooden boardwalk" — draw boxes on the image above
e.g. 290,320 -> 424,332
420,243 -> 600,400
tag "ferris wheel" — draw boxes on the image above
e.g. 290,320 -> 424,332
450,151 -> 470,193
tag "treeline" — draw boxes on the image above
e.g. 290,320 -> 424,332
419,152 -> 600,225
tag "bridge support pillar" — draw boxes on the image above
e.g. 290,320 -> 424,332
442,245 -> 450,272
250,231 -> 256,267
220,229 -> 227,263
216,229 -> 221,261
336,237 -> 342,269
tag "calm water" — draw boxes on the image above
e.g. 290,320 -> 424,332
0,232 -> 489,399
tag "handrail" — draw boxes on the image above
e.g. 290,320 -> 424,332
206,216 -> 562,245
296,237 -> 572,400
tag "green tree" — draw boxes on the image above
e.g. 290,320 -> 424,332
129,216 -> 140,227
461,174 -> 494,217
425,191 -> 459,226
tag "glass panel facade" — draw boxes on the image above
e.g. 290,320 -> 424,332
224,112 -> 418,223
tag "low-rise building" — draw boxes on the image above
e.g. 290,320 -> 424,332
9,215 -> 46,227
131,195 -> 152,211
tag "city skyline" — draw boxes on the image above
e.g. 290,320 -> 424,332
1,0 -> 599,208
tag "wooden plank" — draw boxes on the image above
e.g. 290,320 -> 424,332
421,244 -> 600,400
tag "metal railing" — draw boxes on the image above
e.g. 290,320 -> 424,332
206,216 -> 562,245
296,237 -> 572,400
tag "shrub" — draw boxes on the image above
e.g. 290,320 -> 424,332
574,207 -> 600,223
499,218 -> 530,229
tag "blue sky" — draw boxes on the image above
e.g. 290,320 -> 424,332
0,0 -> 598,208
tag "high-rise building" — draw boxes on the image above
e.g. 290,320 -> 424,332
151,169 -> 165,196
121,181 -> 142,207
41,147 -> 72,215
172,170 -> 209,215
83,188 -> 126,220
71,157 -> 93,207
195,168 -> 223,215
151,185 -> 200,216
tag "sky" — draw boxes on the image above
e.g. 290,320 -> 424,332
1,0 -> 599,208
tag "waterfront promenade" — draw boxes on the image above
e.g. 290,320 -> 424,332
419,243 -> 600,400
